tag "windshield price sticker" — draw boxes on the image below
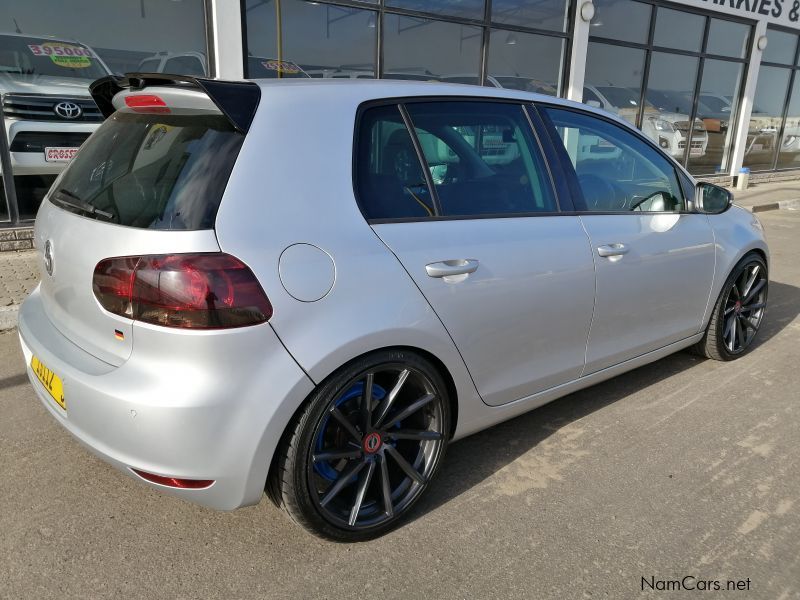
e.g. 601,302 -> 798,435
261,59 -> 303,74
28,42 -> 94,68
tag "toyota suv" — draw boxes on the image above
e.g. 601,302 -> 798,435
0,32 -> 111,179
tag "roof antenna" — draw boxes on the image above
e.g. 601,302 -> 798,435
13,18 -> 22,33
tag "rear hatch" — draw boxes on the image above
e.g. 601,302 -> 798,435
34,75 -> 260,365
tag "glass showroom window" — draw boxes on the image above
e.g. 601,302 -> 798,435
243,0 -> 377,78
386,0 -> 485,21
485,29 -> 565,96
743,28 -> 800,172
583,42 -> 647,128
491,0 -> 570,31
778,75 -> 800,169
242,0 -> 572,94
585,0 -> 751,175
382,15 -> 481,81
0,0 -> 210,225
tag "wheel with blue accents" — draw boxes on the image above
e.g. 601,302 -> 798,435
269,350 -> 450,541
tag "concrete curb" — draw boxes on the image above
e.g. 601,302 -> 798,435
0,305 -> 19,332
744,198 -> 800,213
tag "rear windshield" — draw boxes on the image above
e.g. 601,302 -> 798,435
52,110 -> 244,230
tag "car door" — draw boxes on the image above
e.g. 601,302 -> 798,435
354,100 -> 596,407
539,105 -> 715,375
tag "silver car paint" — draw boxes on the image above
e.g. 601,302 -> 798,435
33,200 -> 221,366
579,212 -> 716,374
372,217 -> 595,406
698,205 -> 769,327
20,80 -> 769,511
19,287 -> 315,510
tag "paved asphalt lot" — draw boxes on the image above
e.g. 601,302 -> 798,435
1,210 -> 799,600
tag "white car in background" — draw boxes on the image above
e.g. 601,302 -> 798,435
582,85 -> 708,159
0,32 -> 111,176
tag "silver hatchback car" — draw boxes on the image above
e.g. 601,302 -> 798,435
19,75 -> 769,541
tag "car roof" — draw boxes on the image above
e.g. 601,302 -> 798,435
248,77 -> 595,113
244,77 -> 647,135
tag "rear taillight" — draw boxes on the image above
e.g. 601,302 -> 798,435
93,253 -> 272,329
124,94 -> 170,114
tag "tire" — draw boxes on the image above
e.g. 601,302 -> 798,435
694,252 -> 768,361
269,349 -> 451,542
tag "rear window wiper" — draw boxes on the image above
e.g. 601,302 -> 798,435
53,189 -> 115,222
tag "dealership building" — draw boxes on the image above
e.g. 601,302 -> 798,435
1,0 -> 800,233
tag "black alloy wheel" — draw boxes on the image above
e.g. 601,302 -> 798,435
695,253 -> 768,360
269,350 -> 450,541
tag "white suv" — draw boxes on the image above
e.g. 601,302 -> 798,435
0,32 -> 111,177
583,85 -> 708,160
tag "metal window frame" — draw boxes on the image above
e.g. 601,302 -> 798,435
587,0 -> 754,176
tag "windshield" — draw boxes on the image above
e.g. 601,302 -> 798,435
647,90 -> 693,114
52,110 -> 244,230
493,77 -> 557,95
596,86 -> 642,109
699,95 -> 730,113
0,34 -> 108,79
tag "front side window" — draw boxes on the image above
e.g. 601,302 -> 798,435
544,107 -> 685,213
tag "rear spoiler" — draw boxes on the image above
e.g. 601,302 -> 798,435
89,73 -> 261,134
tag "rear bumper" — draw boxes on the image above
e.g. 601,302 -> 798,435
18,286 -> 315,510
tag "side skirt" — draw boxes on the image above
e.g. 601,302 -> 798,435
452,333 -> 704,441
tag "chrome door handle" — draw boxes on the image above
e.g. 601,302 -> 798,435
425,259 -> 479,278
597,243 -> 630,257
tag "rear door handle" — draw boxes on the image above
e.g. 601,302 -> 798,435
425,259 -> 480,278
596,243 -> 630,258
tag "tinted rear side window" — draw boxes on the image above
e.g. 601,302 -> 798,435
53,111 -> 244,229
355,104 -> 436,220
355,100 -> 557,221
405,101 -> 557,216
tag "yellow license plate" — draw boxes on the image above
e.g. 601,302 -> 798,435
31,355 -> 65,410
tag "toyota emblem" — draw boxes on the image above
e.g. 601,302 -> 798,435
43,240 -> 54,276
54,101 -> 82,120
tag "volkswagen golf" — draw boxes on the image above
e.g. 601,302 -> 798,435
19,74 -> 769,541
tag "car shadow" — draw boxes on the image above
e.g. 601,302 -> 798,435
411,279 -> 800,519
0,372 -> 30,391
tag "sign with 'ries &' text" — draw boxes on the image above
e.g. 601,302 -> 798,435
672,0 -> 800,29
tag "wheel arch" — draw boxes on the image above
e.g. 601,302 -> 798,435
265,344 -> 461,502
699,243 -> 769,336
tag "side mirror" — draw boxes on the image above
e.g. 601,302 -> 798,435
695,182 -> 733,214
